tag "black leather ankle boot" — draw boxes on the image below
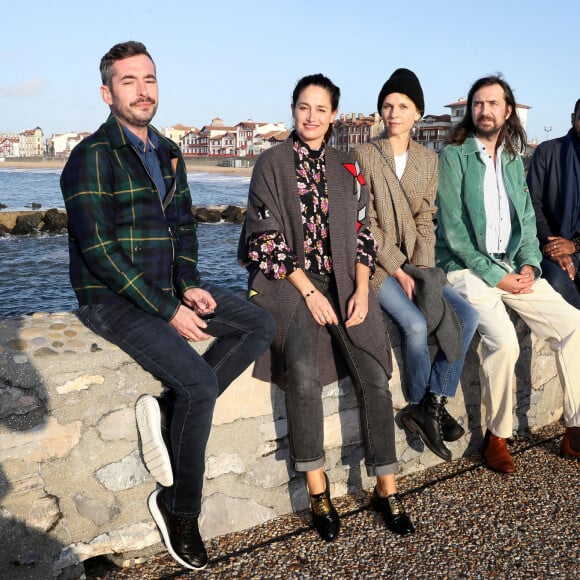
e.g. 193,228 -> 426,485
439,396 -> 465,442
401,393 -> 452,461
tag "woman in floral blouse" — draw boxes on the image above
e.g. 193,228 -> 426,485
239,74 -> 414,542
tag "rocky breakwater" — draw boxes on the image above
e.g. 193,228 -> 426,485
0,307 -> 565,578
0,209 -> 68,236
0,205 -> 245,237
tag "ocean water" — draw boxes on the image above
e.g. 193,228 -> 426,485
0,169 -> 250,317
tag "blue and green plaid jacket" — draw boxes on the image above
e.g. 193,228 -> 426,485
61,115 -> 200,321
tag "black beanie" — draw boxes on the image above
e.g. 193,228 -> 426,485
377,68 -> 424,114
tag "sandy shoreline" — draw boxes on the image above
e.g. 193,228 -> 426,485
0,159 -> 253,177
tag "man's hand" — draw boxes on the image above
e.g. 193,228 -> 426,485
182,288 -> 217,316
544,236 -> 575,259
169,288 -> 217,341
497,266 -> 535,294
544,236 -> 576,280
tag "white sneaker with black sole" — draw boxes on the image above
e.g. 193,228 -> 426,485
136,394 -> 173,487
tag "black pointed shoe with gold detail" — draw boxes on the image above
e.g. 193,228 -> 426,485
309,473 -> 340,542
371,488 -> 415,535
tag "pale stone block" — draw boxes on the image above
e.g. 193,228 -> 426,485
56,374 -> 105,394
94,450 -> 151,492
206,453 -> 246,479
200,493 -> 276,539
249,451 -> 291,488
323,407 -> 361,449
213,367 -> 272,425
96,407 -> 137,442
259,418 -> 288,442
27,495 -> 61,532
61,522 -> 160,566
73,493 -> 120,527
0,417 -> 82,462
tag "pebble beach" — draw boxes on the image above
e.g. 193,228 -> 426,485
84,421 -> 578,579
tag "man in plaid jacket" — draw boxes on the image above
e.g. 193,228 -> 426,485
61,41 -> 274,571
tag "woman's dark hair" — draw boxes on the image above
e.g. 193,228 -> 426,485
292,74 -> 340,143
100,41 -> 154,87
448,74 -> 527,157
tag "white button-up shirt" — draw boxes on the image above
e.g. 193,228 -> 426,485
476,139 -> 513,255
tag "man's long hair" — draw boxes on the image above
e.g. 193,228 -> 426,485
448,75 -> 527,158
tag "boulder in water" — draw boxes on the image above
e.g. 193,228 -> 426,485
12,212 -> 44,235
41,209 -> 68,233
195,207 -> 222,223
221,205 -> 245,223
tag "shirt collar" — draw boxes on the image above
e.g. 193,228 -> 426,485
475,137 -> 504,161
121,125 -> 159,153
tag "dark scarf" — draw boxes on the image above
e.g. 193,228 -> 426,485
559,129 -> 580,238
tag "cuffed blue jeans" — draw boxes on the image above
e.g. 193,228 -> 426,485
377,276 -> 479,404
77,282 -> 274,516
283,273 -> 398,477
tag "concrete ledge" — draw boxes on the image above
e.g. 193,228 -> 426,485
0,311 -> 562,578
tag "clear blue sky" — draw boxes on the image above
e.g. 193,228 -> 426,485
1,0 -> 576,143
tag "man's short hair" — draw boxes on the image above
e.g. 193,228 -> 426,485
574,98 -> 580,117
100,41 -> 154,87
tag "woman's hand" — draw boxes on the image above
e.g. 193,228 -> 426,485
305,290 -> 339,326
393,267 -> 416,300
345,287 -> 368,328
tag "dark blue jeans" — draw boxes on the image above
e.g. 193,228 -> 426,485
77,282 -> 274,516
541,256 -> 580,310
378,277 -> 479,404
283,273 -> 398,477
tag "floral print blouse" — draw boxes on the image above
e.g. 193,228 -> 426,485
247,133 -> 376,279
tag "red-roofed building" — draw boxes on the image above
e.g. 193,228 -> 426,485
331,113 -> 383,153
416,114 -> 452,152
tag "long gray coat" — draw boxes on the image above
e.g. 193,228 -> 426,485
239,139 -> 392,386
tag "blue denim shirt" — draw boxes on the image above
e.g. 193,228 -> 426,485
122,126 -> 167,200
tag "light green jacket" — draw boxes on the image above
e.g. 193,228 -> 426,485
435,134 -> 542,288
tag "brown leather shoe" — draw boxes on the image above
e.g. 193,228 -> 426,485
560,427 -> 580,459
482,430 -> 515,474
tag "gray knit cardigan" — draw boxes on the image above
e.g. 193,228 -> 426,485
239,138 -> 392,386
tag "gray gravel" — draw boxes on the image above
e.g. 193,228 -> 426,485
86,422 -> 579,579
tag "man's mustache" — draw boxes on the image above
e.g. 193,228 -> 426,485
131,97 -> 156,106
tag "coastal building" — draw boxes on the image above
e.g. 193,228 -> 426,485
331,113 -> 383,153
327,98 -> 533,153
19,127 -> 44,157
415,114 -> 452,152
47,132 -> 90,157
444,98 -> 531,131
179,118 -> 288,157
161,124 -> 197,144
0,135 -> 20,158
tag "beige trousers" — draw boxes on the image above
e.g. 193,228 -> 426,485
447,269 -> 580,438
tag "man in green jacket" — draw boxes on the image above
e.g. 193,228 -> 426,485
61,41 -> 274,570
436,75 -> 580,472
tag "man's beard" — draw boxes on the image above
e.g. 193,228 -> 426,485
112,98 -> 157,128
475,116 -> 502,140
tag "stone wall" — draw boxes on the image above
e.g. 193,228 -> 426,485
0,311 -> 563,579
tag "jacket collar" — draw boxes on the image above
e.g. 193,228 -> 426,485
460,133 -> 481,156
102,114 -> 174,154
